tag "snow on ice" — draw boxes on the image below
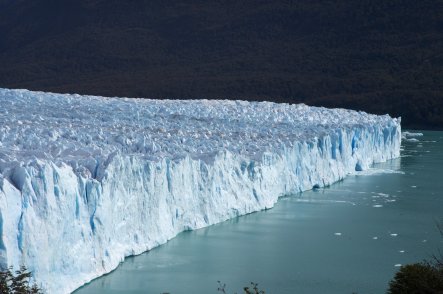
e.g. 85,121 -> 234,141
0,88 -> 401,293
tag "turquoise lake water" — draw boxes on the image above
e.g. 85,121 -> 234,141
76,131 -> 443,294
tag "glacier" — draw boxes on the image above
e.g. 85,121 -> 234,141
0,88 -> 401,293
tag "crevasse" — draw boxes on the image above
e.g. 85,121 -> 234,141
0,88 -> 401,293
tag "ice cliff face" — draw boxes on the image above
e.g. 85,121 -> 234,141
0,88 -> 401,293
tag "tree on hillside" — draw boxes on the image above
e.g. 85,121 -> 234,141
0,266 -> 42,294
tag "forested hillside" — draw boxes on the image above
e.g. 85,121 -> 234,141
0,0 -> 442,128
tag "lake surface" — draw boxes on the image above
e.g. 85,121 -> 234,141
76,131 -> 443,294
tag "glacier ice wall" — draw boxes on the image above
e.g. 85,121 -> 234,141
0,88 -> 401,293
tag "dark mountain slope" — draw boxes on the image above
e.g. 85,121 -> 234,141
0,0 -> 442,128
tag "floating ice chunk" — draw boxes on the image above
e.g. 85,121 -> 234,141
390,233 -> 398,237
394,264 -> 402,267
402,131 -> 423,142
334,233 -> 342,236
402,131 -> 423,138
373,237 -> 378,240
295,199 -> 356,206
373,204 -> 383,208
352,168 -> 404,176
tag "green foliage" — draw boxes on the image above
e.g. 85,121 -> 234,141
388,221 -> 443,294
387,263 -> 443,294
217,281 -> 265,294
0,266 -> 43,294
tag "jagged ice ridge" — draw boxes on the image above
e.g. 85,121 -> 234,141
0,88 -> 401,293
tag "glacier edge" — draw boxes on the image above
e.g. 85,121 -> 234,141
0,89 -> 401,294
